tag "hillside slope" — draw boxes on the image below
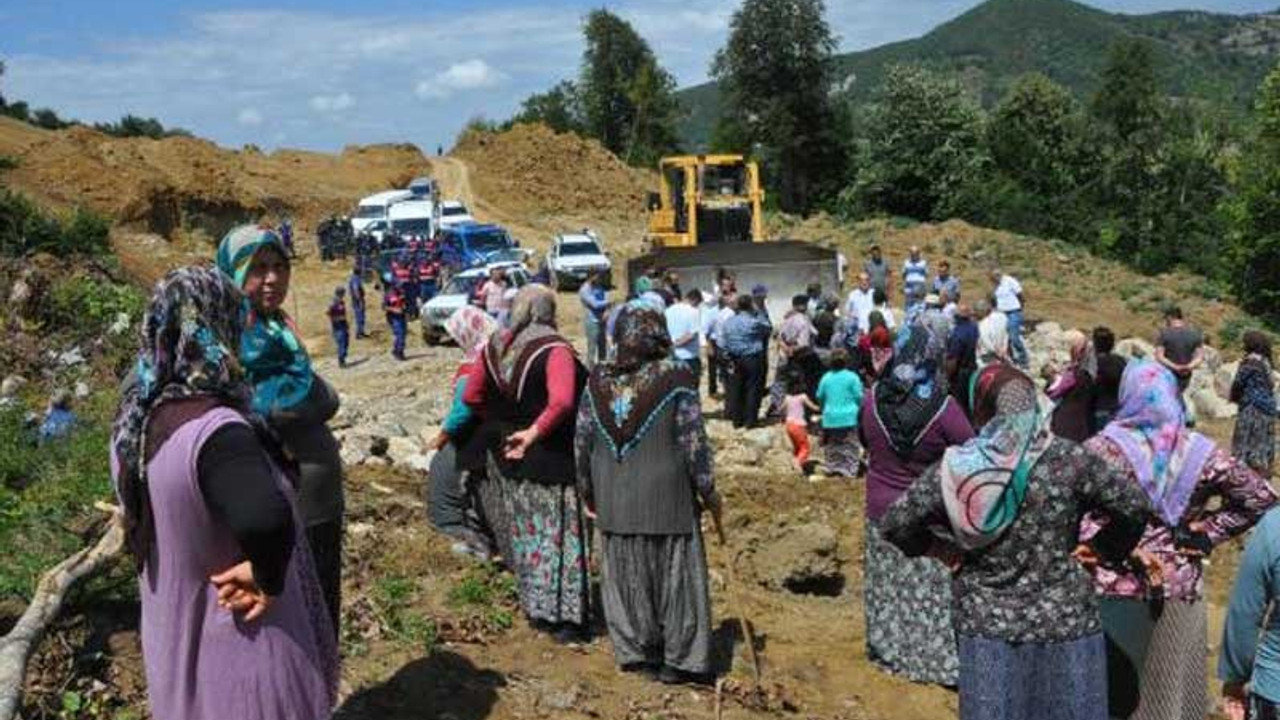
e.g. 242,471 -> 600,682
678,0 -> 1280,148
0,117 -> 431,242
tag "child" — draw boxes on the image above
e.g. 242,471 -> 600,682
327,286 -> 350,367
783,370 -> 820,473
816,349 -> 865,478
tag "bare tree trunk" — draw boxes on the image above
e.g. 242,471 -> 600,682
0,504 -> 125,720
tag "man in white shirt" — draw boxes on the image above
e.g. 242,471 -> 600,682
845,272 -> 876,336
665,289 -> 704,384
990,269 -> 1028,368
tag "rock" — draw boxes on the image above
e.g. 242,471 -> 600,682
339,442 -> 369,467
386,436 -> 423,467
751,522 -> 843,596
8,278 -> 31,308
348,522 -> 376,538
56,347 -> 86,367
1115,338 -> 1155,360
1191,387 -> 1236,421
364,455 -> 390,468
403,453 -> 434,473
743,427 -> 775,453
73,381 -> 91,399
107,312 -> 131,336
0,375 -> 27,398
1216,362 -> 1239,399
1033,322 -> 1063,337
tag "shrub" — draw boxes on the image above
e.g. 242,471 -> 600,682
0,190 -> 111,258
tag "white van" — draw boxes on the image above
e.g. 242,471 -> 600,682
387,198 -> 434,238
352,190 -> 412,233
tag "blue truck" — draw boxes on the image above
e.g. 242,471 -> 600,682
438,223 -> 526,274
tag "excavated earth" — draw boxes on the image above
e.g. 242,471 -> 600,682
3,119 -> 1264,720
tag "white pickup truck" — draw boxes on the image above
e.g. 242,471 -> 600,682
545,231 -> 611,291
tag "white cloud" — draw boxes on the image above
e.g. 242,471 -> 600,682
415,60 -> 507,100
237,107 -> 263,126
309,92 -> 355,113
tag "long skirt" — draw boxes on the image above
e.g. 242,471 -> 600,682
600,530 -> 713,674
822,427 -> 861,478
426,443 -> 493,556
958,633 -> 1107,720
863,523 -> 959,685
1233,404 -> 1276,478
1100,597 -> 1206,720
481,454 -> 590,627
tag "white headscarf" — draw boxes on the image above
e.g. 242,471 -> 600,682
976,310 -> 1009,366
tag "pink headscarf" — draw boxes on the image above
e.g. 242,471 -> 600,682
445,306 -> 499,371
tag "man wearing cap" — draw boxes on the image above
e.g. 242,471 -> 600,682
328,286 -> 350,368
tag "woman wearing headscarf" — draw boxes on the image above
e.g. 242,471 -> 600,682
858,323 -> 974,685
975,309 -> 1010,368
576,302 -> 719,684
217,224 -> 346,636
459,284 -> 590,640
855,311 -> 895,385
1230,330 -> 1277,477
112,267 -> 338,720
427,306 -> 501,559
1080,361 -> 1277,720
881,364 -> 1151,720
1047,329 -> 1098,442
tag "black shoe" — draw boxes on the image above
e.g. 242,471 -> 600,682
658,666 -> 714,686
551,624 -> 588,645
621,662 -> 659,681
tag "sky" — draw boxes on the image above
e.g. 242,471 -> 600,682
1,0 -> 1275,153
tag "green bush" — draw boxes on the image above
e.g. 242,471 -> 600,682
0,393 -> 119,601
46,277 -> 146,337
0,190 -> 110,258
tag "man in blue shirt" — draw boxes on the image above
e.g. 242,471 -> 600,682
932,259 -> 960,304
579,271 -> 610,367
718,294 -> 773,428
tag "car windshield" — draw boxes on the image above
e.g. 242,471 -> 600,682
442,206 -> 469,217
559,241 -> 601,256
443,275 -> 481,295
355,205 -> 384,219
468,229 -> 511,253
391,218 -> 432,234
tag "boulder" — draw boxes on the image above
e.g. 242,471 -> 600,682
386,436 -> 425,468
73,381 -> 91,399
750,522 -> 843,596
1216,362 -> 1239,400
0,375 -> 27,398
1190,387 -> 1236,421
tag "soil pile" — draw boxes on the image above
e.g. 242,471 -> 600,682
0,117 -> 430,241
452,123 -> 653,225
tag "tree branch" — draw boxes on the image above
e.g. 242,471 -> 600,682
0,503 -> 125,720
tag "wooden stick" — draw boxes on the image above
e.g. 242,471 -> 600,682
710,509 -> 762,686
0,505 -> 125,720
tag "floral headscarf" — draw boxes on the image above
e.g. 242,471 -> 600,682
1099,360 -> 1214,526
215,224 -> 314,416
587,301 -> 696,459
445,305 -> 499,367
112,266 -> 263,562
977,311 -> 1009,366
939,364 -> 1054,550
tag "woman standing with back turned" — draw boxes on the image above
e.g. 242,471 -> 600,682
576,302 -> 720,684
1082,361 -> 1276,720
881,364 -> 1151,720
217,225 -> 346,637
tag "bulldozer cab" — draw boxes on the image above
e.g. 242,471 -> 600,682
646,155 -> 765,249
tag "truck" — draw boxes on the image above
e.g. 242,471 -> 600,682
635,154 -> 842,321
387,198 -> 434,239
352,190 -> 412,234
438,223 -> 526,275
545,231 -> 611,291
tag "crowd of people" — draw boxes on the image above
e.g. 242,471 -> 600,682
108,226 -> 1280,720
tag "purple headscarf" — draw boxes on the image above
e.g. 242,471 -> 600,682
1100,360 -> 1214,526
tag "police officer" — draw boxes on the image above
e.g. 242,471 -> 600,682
385,283 -> 408,361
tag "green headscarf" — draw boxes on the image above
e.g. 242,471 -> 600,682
215,224 -> 314,416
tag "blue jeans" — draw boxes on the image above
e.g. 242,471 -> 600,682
353,303 -> 366,336
389,315 -> 407,358
1006,309 -> 1028,368
332,324 -> 349,365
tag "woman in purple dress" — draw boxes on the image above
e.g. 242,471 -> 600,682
111,267 -> 338,720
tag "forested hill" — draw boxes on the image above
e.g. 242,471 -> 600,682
677,0 -> 1280,149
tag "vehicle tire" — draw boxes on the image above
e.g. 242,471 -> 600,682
423,328 -> 442,346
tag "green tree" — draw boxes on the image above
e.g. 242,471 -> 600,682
843,65 -> 987,220
711,0 -> 846,213
1091,38 -> 1162,142
511,81 -> 583,134
578,9 -> 680,165
1227,62 -> 1280,323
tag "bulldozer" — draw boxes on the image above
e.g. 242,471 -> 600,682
630,154 -> 842,320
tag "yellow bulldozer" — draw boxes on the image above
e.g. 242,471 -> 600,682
629,154 -> 843,320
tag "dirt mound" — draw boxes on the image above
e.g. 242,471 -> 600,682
0,117 -> 430,241
452,123 -> 653,225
